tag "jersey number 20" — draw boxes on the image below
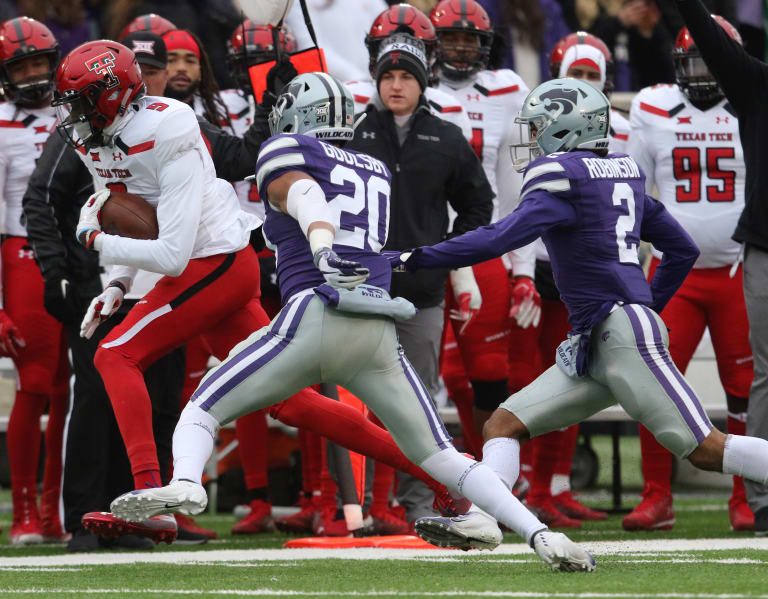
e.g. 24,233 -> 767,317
329,165 -> 390,253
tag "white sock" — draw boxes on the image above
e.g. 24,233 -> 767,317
723,434 -> 768,485
420,448 -> 546,544
481,437 -> 520,490
551,474 -> 571,496
171,404 -> 220,484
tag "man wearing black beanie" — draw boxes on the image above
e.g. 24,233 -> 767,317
349,32 -> 494,526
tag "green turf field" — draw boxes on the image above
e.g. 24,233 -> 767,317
0,436 -> 765,598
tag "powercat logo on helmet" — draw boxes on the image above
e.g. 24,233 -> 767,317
85,51 -> 119,89
540,88 -> 578,115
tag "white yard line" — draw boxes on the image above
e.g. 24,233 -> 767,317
1,590 -> 768,597
0,538 -> 766,568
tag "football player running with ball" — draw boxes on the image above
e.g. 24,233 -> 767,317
389,78 -> 768,550
110,72 -> 596,573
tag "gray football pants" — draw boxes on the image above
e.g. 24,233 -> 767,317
743,245 -> 768,513
500,304 -> 713,459
394,305 -> 445,521
189,291 -> 453,467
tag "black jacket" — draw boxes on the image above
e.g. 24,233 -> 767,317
348,99 -> 493,308
676,0 -> 768,251
22,110 -> 271,321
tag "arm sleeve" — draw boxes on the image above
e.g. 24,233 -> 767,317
447,134 -> 494,236
414,191 -> 577,270
98,110 -> 203,276
641,193 -> 700,314
676,0 -> 764,113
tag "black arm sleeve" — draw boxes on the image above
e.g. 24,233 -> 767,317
197,106 -> 271,182
676,0 -> 766,114
447,131 -> 494,236
22,134 -> 94,282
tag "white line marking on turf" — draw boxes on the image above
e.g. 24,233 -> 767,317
0,567 -> 87,572
3,591 -> 768,597
0,538 -> 766,567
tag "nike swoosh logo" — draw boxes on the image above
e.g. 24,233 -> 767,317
164,503 -> 182,509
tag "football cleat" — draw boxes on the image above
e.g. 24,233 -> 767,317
82,512 -> 177,544
531,530 -> 596,572
231,499 -> 276,535
432,484 -> 472,517
553,491 -> 608,521
274,496 -> 317,534
525,496 -> 582,528
728,497 -> 754,531
369,506 -> 409,536
10,492 -> 43,546
414,511 -> 503,551
110,480 -> 208,522
174,513 -> 217,541
622,493 -> 674,531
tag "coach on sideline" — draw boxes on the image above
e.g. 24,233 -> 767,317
348,33 -> 493,523
671,0 -> 768,534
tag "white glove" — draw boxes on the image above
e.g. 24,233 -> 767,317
80,284 -> 125,339
313,247 -> 370,289
76,189 -> 110,248
449,267 -> 482,335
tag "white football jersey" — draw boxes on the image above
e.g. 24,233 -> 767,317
76,96 -> 259,279
609,108 -> 630,155
629,84 -> 744,268
345,79 -> 472,140
219,89 -> 265,220
0,102 -> 56,236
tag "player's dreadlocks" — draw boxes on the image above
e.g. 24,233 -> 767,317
186,30 -> 232,131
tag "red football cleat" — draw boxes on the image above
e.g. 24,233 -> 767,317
39,489 -> 71,543
10,491 -> 42,546
231,499 -> 275,535
622,493 -> 674,531
174,513 -> 217,539
312,506 -> 350,537
369,506 -> 409,535
274,496 -> 317,534
432,484 -> 471,517
525,496 -> 582,529
729,497 -> 754,531
82,511 -> 178,544
553,491 -> 608,521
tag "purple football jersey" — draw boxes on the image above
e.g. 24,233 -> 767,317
256,134 -> 393,302
413,150 -> 699,333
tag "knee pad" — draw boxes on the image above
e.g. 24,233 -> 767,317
471,379 -> 510,412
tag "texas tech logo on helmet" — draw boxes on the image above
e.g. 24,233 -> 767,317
85,51 -> 119,89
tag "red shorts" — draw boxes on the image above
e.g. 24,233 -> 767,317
648,257 -> 752,397
99,246 -> 269,367
1,236 -> 67,395
445,258 -> 511,381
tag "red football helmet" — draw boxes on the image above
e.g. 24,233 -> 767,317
52,41 -> 144,149
674,15 -> 741,104
430,0 -> 493,81
365,4 -> 436,79
227,20 -> 297,92
119,13 -> 176,41
549,32 -> 614,96
0,17 -> 60,106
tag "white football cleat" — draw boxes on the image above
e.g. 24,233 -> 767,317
414,511 -> 503,550
110,480 -> 208,523
532,530 -> 596,572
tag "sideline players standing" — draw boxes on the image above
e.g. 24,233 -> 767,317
0,16 -> 69,545
429,0 -> 539,461
624,17 -> 753,532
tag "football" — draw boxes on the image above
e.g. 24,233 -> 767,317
99,190 -> 159,239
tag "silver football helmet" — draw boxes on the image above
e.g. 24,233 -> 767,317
268,72 -> 356,142
511,77 -> 610,171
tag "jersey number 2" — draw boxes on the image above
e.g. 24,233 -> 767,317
612,182 -> 640,265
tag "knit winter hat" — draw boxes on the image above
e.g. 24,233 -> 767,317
376,33 -> 428,91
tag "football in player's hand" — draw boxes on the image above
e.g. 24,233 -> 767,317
99,191 -> 159,239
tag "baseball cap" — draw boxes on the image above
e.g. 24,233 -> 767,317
121,31 -> 167,68
376,33 -> 428,91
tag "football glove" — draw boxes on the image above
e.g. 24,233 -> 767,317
0,310 -> 25,358
313,247 -> 369,289
80,283 -> 125,339
43,275 -> 83,324
449,267 -> 481,335
509,275 -> 541,329
76,189 -> 110,249
381,250 -> 414,272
